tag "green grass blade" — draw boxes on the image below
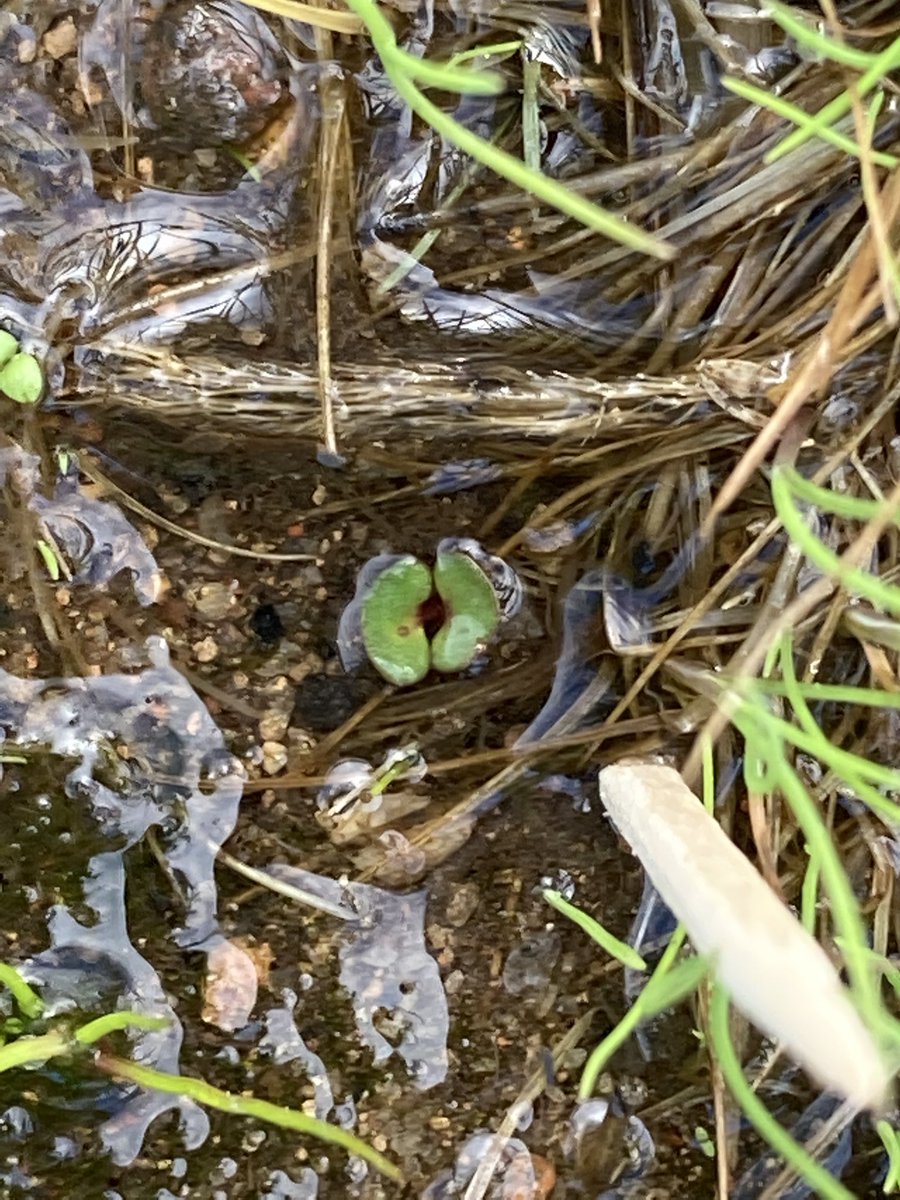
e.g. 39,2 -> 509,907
722,77 -> 897,168
734,711 -> 881,1028
98,1056 -> 402,1180
701,735 -> 715,814
745,704 -> 900,797
388,46 -> 504,96
766,35 -> 900,162
579,928 -> 688,1098
709,985 -> 855,1200
36,539 -> 61,582
639,952 -> 710,1014
0,963 -> 44,1020
75,1012 -> 169,1045
777,467 -> 893,522
543,889 -> 647,970
800,846 -> 821,935
754,678 -> 900,708
767,1 -> 880,71
447,40 -> 522,69
772,467 -> 900,616
0,1032 -> 69,1072
877,1120 -> 900,1192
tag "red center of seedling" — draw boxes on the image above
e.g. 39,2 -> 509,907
417,592 -> 447,640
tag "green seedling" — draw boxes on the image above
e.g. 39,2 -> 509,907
431,545 -> 499,673
0,331 -> 17,368
360,556 -> 433,686
0,352 -> 44,405
352,544 -> 515,685
36,539 -> 61,582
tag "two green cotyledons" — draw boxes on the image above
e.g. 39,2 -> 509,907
361,549 -> 501,686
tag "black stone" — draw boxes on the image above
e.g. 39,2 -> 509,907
249,603 -> 285,644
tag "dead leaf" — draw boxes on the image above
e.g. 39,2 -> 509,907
202,939 -> 260,1033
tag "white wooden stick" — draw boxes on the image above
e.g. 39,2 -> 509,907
598,762 -> 891,1111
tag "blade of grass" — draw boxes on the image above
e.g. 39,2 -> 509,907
766,35 -> 900,163
755,675 -> 900,708
767,0 -> 879,71
708,984 -> 855,1200
389,47 -> 504,96
771,468 -> 890,522
447,40 -> 522,69
578,928 -> 694,1098
737,708 -> 881,1031
75,1012 -> 169,1045
0,964 -> 44,1020
800,846 -> 821,935
772,466 -> 900,616
878,1120 -> 900,1192
721,77 -> 897,169
543,889 -> 647,970
97,1055 -> 402,1180
0,1032 -> 68,1072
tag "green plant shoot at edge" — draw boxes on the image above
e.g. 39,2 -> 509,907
0,331 -> 17,368
0,964 -> 43,1021
0,963 -> 402,1182
543,888 -> 647,971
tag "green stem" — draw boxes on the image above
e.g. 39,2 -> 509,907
767,35 -> 900,162
579,928 -> 689,1098
709,985 -> 855,1200
0,963 -> 44,1020
740,713 -> 881,1031
0,1032 -> 69,1072
97,1055 -> 402,1181
75,1012 -> 170,1046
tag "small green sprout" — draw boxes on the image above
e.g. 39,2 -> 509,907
360,556 -> 432,686
431,544 -> 500,673
36,539 -> 61,582
340,540 -> 521,687
0,331 -> 18,368
0,351 -> 44,405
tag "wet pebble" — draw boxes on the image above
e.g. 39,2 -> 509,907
250,602 -> 285,644
444,882 -> 480,928
139,0 -> 289,144
502,930 -> 561,995
42,16 -> 77,60
188,580 -> 243,620
193,635 -> 218,663
261,740 -> 288,775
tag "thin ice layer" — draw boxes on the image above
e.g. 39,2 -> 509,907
267,863 -> 449,1089
0,637 -> 245,1160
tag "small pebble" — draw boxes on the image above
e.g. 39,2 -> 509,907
193,636 -> 218,663
261,741 -> 288,775
42,16 -> 77,59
